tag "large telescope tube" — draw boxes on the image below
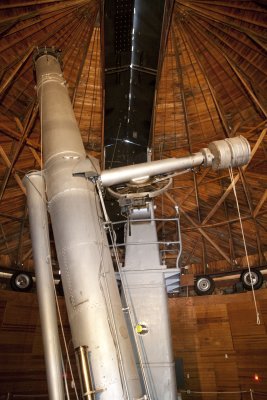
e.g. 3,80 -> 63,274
33,48 -> 143,399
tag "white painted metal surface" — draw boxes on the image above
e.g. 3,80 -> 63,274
100,136 -> 250,187
24,172 -> 65,400
34,50 -> 143,400
123,203 -> 177,400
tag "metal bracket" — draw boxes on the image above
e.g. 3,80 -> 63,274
201,147 -> 213,167
107,176 -> 173,200
72,157 -> 100,180
83,387 -> 104,396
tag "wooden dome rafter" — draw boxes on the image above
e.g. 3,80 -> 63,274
0,0 -> 265,278
0,2 -> 266,395
0,0 -> 101,269
153,1 -> 266,271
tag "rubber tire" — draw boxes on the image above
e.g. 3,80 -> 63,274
240,269 -> 263,291
194,275 -> 215,296
10,271 -> 33,292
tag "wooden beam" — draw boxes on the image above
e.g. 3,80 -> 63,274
22,247 -> 33,263
0,212 -> 24,222
256,218 -> 267,233
239,169 -> 264,263
181,214 -> 255,232
178,169 -> 210,205
0,47 -> 34,97
172,25 -> 208,268
29,147 -> 42,167
187,7 -> 267,63
177,1 -> 267,41
222,53 -> 267,118
0,121 -> 40,150
201,128 -> 267,225
14,116 -> 42,167
178,18 -> 243,268
181,9 -> 267,118
0,103 -> 38,201
71,12 -> 98,104
16,202 -> 28,265
246,120 -> 267,138
0,0 -> 66,9
0,146 -> 26,195
0,1 -> 93,55
165,192 -> 232,265
179,20 -> 230,137
253,190 -> 267,218
177,22 -> 264,269
219,175 -> 236,264
0,225 -> 12,265
0,0 -> 89,25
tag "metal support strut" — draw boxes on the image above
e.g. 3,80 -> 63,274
23,172 -> 65,400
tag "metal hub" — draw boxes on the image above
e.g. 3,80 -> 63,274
15,273 -> 31,289
243,271 -> 258,287
107,176 -> 173,199
196,277 -> 211,292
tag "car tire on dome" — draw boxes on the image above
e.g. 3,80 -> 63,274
194,275 -> 215,296
10,271 -> 33,292
240,269 -> 263,291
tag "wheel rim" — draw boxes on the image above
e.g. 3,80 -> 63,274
197,277 -> 211,292
15,274 -> 30,289
243,271 -> 258,287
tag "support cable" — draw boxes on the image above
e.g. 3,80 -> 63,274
54,289 -> 79,400
229,166 -> 260,325
95,180 -> 152,399
181,388 -> 254,397
61,353 -> 71,400
93,180 -> 130,400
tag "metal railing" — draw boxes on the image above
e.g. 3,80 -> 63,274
104,216 -> 183,270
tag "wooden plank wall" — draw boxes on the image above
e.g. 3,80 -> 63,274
0,290 -> 77,399
169,289 -> 267,400
1,289 -> 267,399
